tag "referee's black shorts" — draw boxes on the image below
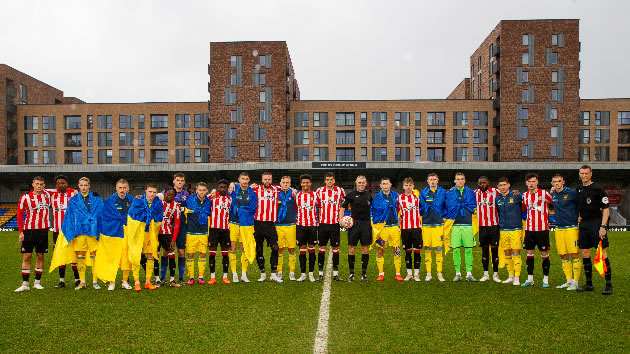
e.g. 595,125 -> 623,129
523,230 -> 550,251
347,219 -> 371,246
318,223 -> 340,247
578,218 -> 609,249
479,225 -> 500,247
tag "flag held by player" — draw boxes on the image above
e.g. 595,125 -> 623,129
126,194 -> 163,266
593,241 -> 607,277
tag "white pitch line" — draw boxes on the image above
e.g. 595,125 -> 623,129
313,249 -> 333,354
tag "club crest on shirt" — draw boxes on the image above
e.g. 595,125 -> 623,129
602,196 -> 609,204
586,198 -> 591,204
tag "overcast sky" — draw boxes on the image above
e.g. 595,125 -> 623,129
2,0 -> 629,103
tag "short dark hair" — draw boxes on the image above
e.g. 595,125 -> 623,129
163,186 -> 175,193
455,172 -> 465,178
32,176 -> 45,183
173,173 -> 185,180
403,177 -> 414,185
580,165 -> 592,173
146,183 -> 158,190
196,182 -> 208,189
324,172 -> 335,179
427,173 -> 438,178
552,173 -> 564,180
239,172 -> 249,178
525,173 -> 539,181
299,174 -> 312,182
54,175 -> 69,183
497,177 -> 510,184
262,171 -> 272,177
217,179 -> 229,186
380,177 -> 391,183
478,176 -> 489,181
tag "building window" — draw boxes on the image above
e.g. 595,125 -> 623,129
336,131 -> 355,145
414,129 -> 421,144
119,149 -> 134,163
259,91 -> 265,103
138,149 -> 145,163
230,73 -> 237,86
522,90 -> 529,103
372,112 -> 387,127
594,147 -> 609,161
87,132 -> 93,147
550,108 -> 558,120
119,132 -> 134,146
619,112 -> 630,125
19,84 -> 27,104
618,147 -> 630,161
372,129 -> 387,144
427,148 -> 444,162
194,114 -> 209,128
259,55 -> 267,67
522,108 -> 529,120
87,115 -> 93,129
24,116 -> 38,130
395,112 -> 410,126
151,132 -> 169,146
336,112 -> 355,126
518,126 -> 528,140
473,129 -> 488,144
595,129 -> 610,143
98,132 -> 112,146
551,145 -> 558,157
42,133 -> 56,147
294,147 -> 309,161
579,147 -> 589,162
259,73 -> 266,85
551,126 -> 558,138
42,116 -> 56,130
360,112 -> 367,127
195,131 -> 209,146
138,132 -> 145,146
230,56 -> 237,67
65,151 -> 81,164
42,150 -> 55,164
522,53 -> 529,65
523,34 -> 529,46
552,90 -> 558,102
360,130 -> 367,144
256,126 -> 266,141
151,115 -> 168,129
473,111 -> 488,126
580,129 -> 590,144
65,133 -> 81,147
552,71 -> 558,83
395,147 -> 410,161
372,147 -> 387,161
98,115 -> 112,129
196,148 -> 209,163
395,130 -> 410,144
98,149 -> 112,164
176,131 -> 190,146
414,112 -> 421,126
230,92 -> 237,104
551,52 -> 558,65
336,148 -> 355,161
358,147 -> 366,161
176,114 -> 190,128
25,151 -> 38,164
257,110 -> 264,122
427,130 -> 444,144
119,115 -> 134,129
619,129 -> 630,144
454,112 -> 468,126
522,146 -> 528,157
138,114 -> 145,129
313,147 -> 328,161
454,129 -> 468,144
473,147 -> 488,161
595,111 -> 610,126
294,112 -> 309,127
86,149 -> 94,164
230,128 -> 237,140
522,71 -> 529,83
65,116 -> 81,130
414,147 -> 421,162
294,130 -> 309,145
176,149 -> 190,163
313,112 -> 328,127
454,147 -> 468,161
552,34 -> 558,46
427,112 -> 445,126
152,150 -> 169,163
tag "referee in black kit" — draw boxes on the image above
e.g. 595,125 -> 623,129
576,165 -> 613,295
339,175 -> 373,282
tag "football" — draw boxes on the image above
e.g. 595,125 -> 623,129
342,215 -> 354,229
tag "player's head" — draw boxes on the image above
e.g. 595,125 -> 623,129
497,177 -> 510,194
280,176 -> 291,191
579,165 -> 592,184
54,175 -> 69,193
163,186 -> 175,203
402,177 -> 414,194
324,172 -> 336,188
173,173 -> 186,189
145,183 -> 158,202
115,179 -> 129,198
525,173 -> 539,191
261,171 -> 272,188
217,179 -> 229,196
78,177 -> 90,194
238,172 -> 250,188
478,176 -> 489,191
300,174 -> 312,192
379,177 -> 392,193
195,182 -> 209,199
355,175 -> 367,191
427,173 -> 439,188
454,172 -> 466,188
551,173 -> 565,191
31,176 -> 45,193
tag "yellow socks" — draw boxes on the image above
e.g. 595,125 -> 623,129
376,256 -> 384,274
122,270 -> 129,282
435,250 -> 443,274
288,252 -> 296,273
132,264 -> 140,283
424,249 -> 433,273
394,254 -> 401,274
145,258 -> 154,282
278,253 -> 284,273
241,253 -> 249,270
572,257 -> 582,281
77,255 -> 86,282
505,255 -> 514,276
561,258 -> 572,281
186,257 -> 194,279
229,251 -> 237,273
513,254 -> 522,277
198,256 -> 206,278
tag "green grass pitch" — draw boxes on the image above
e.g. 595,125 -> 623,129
1,231 -> 628,352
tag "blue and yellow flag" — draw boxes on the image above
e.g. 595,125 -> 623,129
93,193 -> 133,282
49,192 -> 103,272
126,194 -> 163,266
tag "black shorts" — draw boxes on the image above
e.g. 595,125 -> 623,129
297,226 -> 318,246
524,230 -> 550,251
578,218 -> 609,249
479,225 -> 500,247
53,231 -> 60,248
348,219 -> 372,246
21,229 -> 49,254
318,223 -> 340,247
209,228 -> 231,248
401,228 -> 422,250
158,234 -> 173,251
254,221 -> 278,248
176,221 -> 187,250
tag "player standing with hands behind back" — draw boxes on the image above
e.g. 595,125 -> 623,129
340,175 -> 372,282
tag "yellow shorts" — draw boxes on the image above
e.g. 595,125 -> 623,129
276,225 -> 296,249
142,231 -> 158,255
230,224 -> 255,243
421,225 -> 443,248
500,229 -> 523,250
72,235 -> 98,252
555,226 -> 579,255
186,233 -> 209,254
372,223 -> 401,248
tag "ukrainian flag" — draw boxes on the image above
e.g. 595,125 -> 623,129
93,193 -> 133,282
49,192 -> 103,272
126,195 -> 163,266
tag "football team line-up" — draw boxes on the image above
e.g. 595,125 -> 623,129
14,165 -> 613,295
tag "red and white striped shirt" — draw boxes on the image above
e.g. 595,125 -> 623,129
296,191 -> 319,227
210,195 -> 232,230
160,200 -> 181,236
316,186 -> 345,225
397,193 -> 422,230
475,188 -> 499,227
522,189 -> 554,231
18,190 -> 51,232
49,188 -> 75,232
254,185 -> 280,222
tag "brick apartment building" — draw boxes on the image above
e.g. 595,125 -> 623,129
2,19 -> 630,166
